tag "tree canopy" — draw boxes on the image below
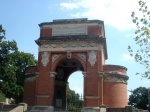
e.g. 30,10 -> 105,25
128,0 -> 150,79
128,87 -> 148,110
67,87 -> 83,112
0,25 -> 37,103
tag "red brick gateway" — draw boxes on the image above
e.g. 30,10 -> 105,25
23,18 -> 129,110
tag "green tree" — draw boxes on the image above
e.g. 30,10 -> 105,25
0,91 -> 5,102
128,0 -> 150,79
128,87 -> 148,110
67,87 -> 83,112
0,25 -> 37,103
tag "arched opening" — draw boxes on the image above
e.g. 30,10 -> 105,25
68,71 -> 83,95
67,71 -> 83,111
53,59 -> 84,111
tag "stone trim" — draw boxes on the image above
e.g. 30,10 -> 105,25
67,50 -> 72,59
103,72 -> 128,84
36,35 -> 104,44
75,53 -> 86,63
98,71 -> 104,77
25,75 -> 38,82
39,18 -> 103,27
38,42 -> 103,52
50,72 -> 57,77
104,64 -> 127,71
52,54 -> 63,64
82,72 -> 87,77
98,71 -> 128,84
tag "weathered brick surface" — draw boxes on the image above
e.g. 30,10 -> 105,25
88,26 -> 102,36
103,82 -> 128,107
103,65 -> 127,74
23,81 -> 36,106
40,28 -> 52,37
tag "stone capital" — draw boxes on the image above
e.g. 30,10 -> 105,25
50,72 -> 57,77
82,71 -> 87,77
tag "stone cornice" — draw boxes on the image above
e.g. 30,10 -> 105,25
104,64 -> 128,71
104,73 -> 128,84
39,18 -> 103,27
35,35 -> 104,45
36,35 -> 108,59
99,71 -> 129,84
24,73 -> 39,82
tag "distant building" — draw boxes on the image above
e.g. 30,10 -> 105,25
23,18 -> 129,110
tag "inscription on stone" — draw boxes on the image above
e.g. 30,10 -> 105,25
52,24 -> 87,36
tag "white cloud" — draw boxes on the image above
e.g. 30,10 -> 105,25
59,0 -> 150,30
122,53 -> 134,60
60,3 -> 79,10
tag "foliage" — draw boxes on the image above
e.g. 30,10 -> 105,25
0,91 -> 5,102
67,87 -> 83,112
128,87 -> 148,110
0,25 -> 37,103
128,0 -> 150,79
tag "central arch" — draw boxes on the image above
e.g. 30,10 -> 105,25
53,58 -> 85,110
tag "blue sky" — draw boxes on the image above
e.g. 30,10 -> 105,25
0,0 -> 150,97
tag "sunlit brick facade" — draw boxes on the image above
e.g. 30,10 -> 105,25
23,18 -> 129,110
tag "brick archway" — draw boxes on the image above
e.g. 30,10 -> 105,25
52,58 -> 84,110
51,54 -> 86,72
23,18 -> 129,110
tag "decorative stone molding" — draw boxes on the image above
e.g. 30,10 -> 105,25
104,76 -> 127,83
67,50 -> 71,59
52,54 -> 62,64
98,71 -> 104,77
88,51 -> 97,66
39,42 -> 102,52
103,72 -> 128,84
75,53 -> 86,62
41,52 -> 49,66
105,71 -> 126,75
41,42 -> 97,48
50,72 -> 57,77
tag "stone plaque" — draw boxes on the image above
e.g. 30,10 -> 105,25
52,24 -> 87,36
